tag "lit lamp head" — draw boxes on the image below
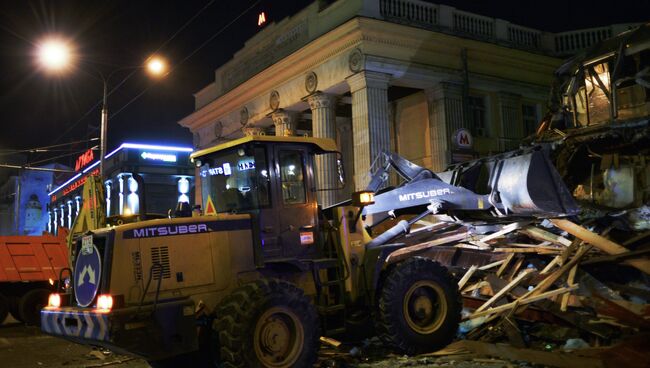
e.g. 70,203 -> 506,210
145,55 -> 168,77
36,37 -> 73,73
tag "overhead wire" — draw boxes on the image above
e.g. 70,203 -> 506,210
108,0 -> 261,119
45,0 -> 219,150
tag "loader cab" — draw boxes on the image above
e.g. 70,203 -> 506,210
192,136 -> 340,261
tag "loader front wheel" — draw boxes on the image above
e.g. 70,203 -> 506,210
216,279 -> 319,368
376,257 -> 461,355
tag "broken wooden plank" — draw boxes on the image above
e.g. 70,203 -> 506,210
551,219 -> 650,275
561,264 -> 578,312
519,226 -> 573,246
387,229 -> 469,263
475,269 -> 534,313
469,285 -> 579,319
540,255 -> 562,275
478,259 -> 505,271
496,253 -> 515,278
480,222 -> 530,242
457,265 -> 478,290
493,247 -> 561,254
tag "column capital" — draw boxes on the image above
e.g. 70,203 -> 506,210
307,92 -> 336,110
346,71 -> 391,94
271,109 -> 298,136
242,125 -> 265,136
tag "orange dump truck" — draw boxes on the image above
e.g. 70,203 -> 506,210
0,231 -> 69,325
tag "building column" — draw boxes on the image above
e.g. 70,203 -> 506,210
346,71 -> 391,190
272,110 -> 297,136
425,82 -> 464,172
308,92 -> 338,208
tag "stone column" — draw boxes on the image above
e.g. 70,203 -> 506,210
272,110 -> 297,136
308,92 -> 338,208
425,82 -> 464,171
346,71 -> 391,190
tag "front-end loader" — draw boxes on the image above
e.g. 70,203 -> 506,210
41,135 -> 465,367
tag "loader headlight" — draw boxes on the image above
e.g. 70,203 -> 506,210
352,191 -> 375,206
48,293 -> 61,308
96,294 -> 113,312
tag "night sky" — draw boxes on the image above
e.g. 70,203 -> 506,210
0,0 -> 647,171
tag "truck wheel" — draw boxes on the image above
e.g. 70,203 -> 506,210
0,293 -> 8,324
376,257 -> 461,355
9,296 -> 24,322
216,279 -> 320,368
18,289 -> 50,326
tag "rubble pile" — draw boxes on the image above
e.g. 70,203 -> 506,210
330,218 -> 650,367
445,218 -> 649,367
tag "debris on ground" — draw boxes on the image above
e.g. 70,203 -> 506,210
319,218 -> 650,367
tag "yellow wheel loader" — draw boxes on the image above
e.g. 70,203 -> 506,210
41,135 -> 463,367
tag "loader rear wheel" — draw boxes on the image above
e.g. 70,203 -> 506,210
376,257 -> 461,355
19,288 -> 50,326
216,279 -> 319,368
0,293 -> 9,324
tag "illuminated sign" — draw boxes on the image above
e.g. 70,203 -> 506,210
258,12 -> 267,26
238,160 -> 255,171
75,149 -> 95,171
62,169 -> 99,197
201,163 -> 232,177
141,151 -> 177,162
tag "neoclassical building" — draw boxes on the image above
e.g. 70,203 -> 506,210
179,0 -> 637,207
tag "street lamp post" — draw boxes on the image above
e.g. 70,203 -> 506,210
36,37 -> 167,179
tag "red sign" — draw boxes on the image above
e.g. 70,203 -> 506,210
62,169 -> 99,197
75,149 -> 95,172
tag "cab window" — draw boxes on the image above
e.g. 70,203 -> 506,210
279,150 -> 306,205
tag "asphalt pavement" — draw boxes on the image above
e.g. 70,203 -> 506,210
0,316 -> 148,368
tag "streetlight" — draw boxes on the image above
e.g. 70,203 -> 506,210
36,37 -> 168,178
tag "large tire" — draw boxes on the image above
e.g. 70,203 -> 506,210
0,293 -> 9,325
18,288 -> 50,326
216,279 -> 320,368
376,257 -> 461,355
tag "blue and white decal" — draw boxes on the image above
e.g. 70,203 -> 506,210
122,219 -> 251,239
74,244 -> 102,308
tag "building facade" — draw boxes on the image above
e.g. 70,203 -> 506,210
179,0 -> 639,207
47,143 -> 194,234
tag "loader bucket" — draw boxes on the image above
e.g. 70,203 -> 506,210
490,150 -> 578,217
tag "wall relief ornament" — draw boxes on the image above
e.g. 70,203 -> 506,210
305,71 -> 318,94
348,48 -> 365,73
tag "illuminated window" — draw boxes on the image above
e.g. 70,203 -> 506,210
178,177 -> 190,203
67,201 -> 73,228
118,175 -> 125,215
104,183 -> 111,217
127,176 -> 139,215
